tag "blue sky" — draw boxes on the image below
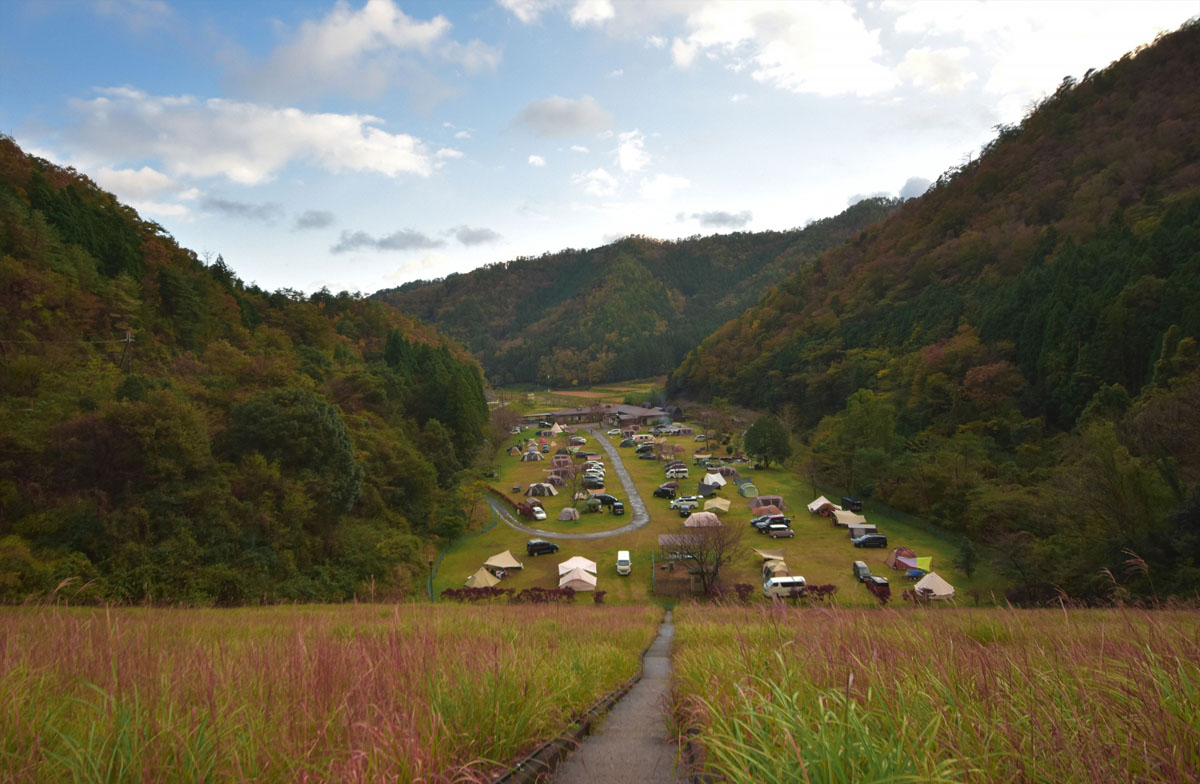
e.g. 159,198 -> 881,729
2,0 -> 1195,294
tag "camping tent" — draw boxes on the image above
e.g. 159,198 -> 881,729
896,555 -> 934,572
549,422 -> 565,435
716,465 -> 739,478
913,571 -> 955,600
762,560 -> 789,578
551,454 -> 573,468
520,451 -> 545,461
751,495 -> 786,511
507,446 -> 522,456
807,495 -> 841,515
581,497 -> 602,512
558,507 -> 580,521
702,472 -> 727,487
546,475 -> 566,487
558,556 -> 598,575
847,524 -> 878,539
525,483 -> 558,497
739,483 -> 759,498
558,567 -> 597,592
698,482 -> 721,497
484,550 -> 524,571
832,510 -> 869,527
884,547 -> 917,570
754,504 -> 782,517
705,497 -> 731,513
753,548 -> 786,561
465,567 -> 500,588
683,511 -> 723,528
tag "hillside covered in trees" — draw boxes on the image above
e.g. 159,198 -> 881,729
0,137 -> 489,604
671,22 -> 1200,602
374,197 -> 899,386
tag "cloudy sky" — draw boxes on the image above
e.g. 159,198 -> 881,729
2,1 -> 1195,294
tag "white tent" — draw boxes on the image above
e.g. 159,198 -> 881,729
558,556 -> 598,575
558,507 -> 580,521
683,511 -> 723,528
484,550 -> 523,570
549,422 -> 565,435
465,567 -> 500,588
702,472 -> 727,487
807,495 -> 835,513
558,567 -> 597,592
704,497 -> 731,513
832,510 -> 868,526
914,572 -> 956,601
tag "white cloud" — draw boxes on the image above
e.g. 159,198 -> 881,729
670,1 -> 897,97
515,95 -> 611,137
454,129 -> 472,139
573,167 -> 619,197
93,0 -> 174,34
639,173 -> 690,200
609,68 -> 625,78
897,46 -> 976,93
646,34 -> 667,49
435,147 -> 464,159
65,88 -> 433,185
570,0 -> 615,27
616,130 -> 650,174
89,164 -> 179,200
497,0 -> 554,24
528,154 -> 547,167
570,145 -> 589,153
730,93 -> 747,102
237,0 -> 500,101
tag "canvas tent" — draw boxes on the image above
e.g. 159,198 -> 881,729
683,511 -> 723,528
546,475 -> 566,487
754,504 -> 782,517
884,547 -> 917,570
913,572 -> 955,600
465,567 -> 500,588
847,524 -> 878,538
558,507 -> 580,521
484,550 -> 524,571
558,567 -> 597,592
751,495 -> 787,511
739,483 -> 759,498
762,560 -> 789,578
520,451 -> 544,462
550,454 -> 573,468
558,556 -> 598,575
705,497 -> 731,513
807,495 -> 841,515
549,423 -> 565,435
716,465 -> 739,478
507,446 -> 521,456
753,548 -> 787,561
896,556 -> 934,572
832,510 -> 869,527
692,453 -> 712,464
525,483 -> 558,497
702,472 -> 727,487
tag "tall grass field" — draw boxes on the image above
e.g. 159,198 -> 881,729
0,603 -> 660,782
670,605 -> 1200,783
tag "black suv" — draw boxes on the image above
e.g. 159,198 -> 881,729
653,487 -> 676,499
526,539 -> 560,556
852,534 -> 888,549
592,494 -> 620,507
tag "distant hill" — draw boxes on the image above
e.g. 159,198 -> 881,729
0,136 -> 489,604
671,22 -> 1200,602
373,197 -> 899,386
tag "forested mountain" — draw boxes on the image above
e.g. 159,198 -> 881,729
374,197 -> 899,386
671,22 -> 1200,601
0,137 -> 489,604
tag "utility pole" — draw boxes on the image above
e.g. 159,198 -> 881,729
119,330 -> 133,372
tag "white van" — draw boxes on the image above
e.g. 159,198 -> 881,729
632,434 -> 654,444
616,550 -> 632,576
763,576 -> 807,599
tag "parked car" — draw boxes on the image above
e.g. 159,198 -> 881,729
638,453 -> 658,460
583,477 -> 604,489
669,495 -> 701,509
694,434 -> 707,441
659,481 -> 679,490
764,523 -> 793,538
852,560 -> 871,581
677,505 -> 699,517
842,496 -> 864,513
532,507 -> 547,521
635,443 -> 654,454
752,515 -> 792,532
607,428 -> 621,435
612,501 -> 625,515
852,534 -> 888,548
865,575 -> 891,600
665,468 -> 689,480
526,539 -> 559,556
763,576 -> 806,598
593,494 -> 620,507
653,487 -> 676,499
616,550 -> 631,575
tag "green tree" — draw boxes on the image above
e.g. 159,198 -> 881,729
954,539 -> 980,578
742,414 -> 792,468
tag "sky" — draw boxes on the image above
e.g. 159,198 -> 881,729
2,1 -> 1196,295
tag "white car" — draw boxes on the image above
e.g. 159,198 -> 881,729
607,428 -> 621,435
532,507 -> 547,521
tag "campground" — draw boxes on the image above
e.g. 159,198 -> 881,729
434,389 -> 1005,605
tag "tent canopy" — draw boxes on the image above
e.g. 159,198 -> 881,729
558,556 -> 598,575
558,567 -> 597,591
705,497 -> 731,512
698,483 -> 720,497
897,555 -> 934,572
832,510 -> 868,526
465,567 -> 499,588
558,507 -> 580,521
914,571 -> 955,600
484,550 -> 523,570
684,511 -> 723,528
753,548 -> 786,561
702,472 -> 727,487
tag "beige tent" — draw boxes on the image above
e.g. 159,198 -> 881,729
807,495 -> 836,513
832,510 -> 868,526
847,524 -> 878,538
525,483 -> 559,497
465,567 -> 500,588
914,571 -> 955,600
702,472 -> 727,487
704,497 -> 731,513
558,567 -> 597,592
558,556 -> 598,575
484,550 -> 523,571
683,511 -> 723,528
549,422 -> 565,434
558,507 -> 580,521
762,560 -> 789,578
753,548 -> 786,561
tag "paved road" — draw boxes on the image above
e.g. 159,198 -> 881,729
490,429 -> 652,540
552,611 -> 679,784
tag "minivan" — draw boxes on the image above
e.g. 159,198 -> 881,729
852,533 -> 888,548
764,576 -> 807,598
616,550 -> 631,575
852,560 -> 871,581
665,468 -> 689,480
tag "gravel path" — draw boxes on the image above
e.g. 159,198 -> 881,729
490,429 -> 652,540
552,611 -> 679,783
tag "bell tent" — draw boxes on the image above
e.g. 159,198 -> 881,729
465,567 -> 500,588
913,572 -> 955,600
